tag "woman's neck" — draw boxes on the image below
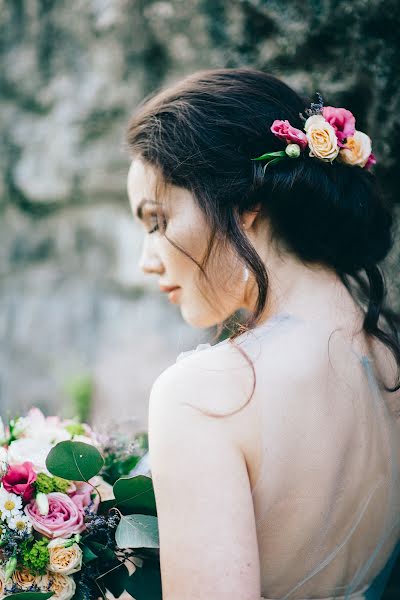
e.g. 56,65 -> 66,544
243,249 -> 361,327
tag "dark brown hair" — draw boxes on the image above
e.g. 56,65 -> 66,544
126,67 -> 400,415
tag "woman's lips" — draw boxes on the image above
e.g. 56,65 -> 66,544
159,284 -> 180,293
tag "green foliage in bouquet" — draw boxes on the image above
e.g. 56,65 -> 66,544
113,475 -> 157,515
116,514 -> 159,549
35,473 -> 70,495
46,441 -> 104,482
20,538 -> 50,574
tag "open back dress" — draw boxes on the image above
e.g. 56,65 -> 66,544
174,312 -> 400,600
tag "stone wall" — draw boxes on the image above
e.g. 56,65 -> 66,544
1,0 -> 399,428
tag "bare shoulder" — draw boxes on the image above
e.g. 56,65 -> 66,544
150,317 -> 335,423
150,339 -> 255,420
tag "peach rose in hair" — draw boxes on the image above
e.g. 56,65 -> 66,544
337,130 -> 373,168
304,115 -> 339,162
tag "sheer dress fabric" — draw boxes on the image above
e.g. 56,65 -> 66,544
175,313 -> 400,600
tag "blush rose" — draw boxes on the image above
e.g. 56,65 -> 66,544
270,120 -> 308,150
25,492 -> 86,538
70,480 -> 100,513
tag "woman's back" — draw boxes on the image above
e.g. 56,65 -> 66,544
177,311 -> 400,599
240,312 -> 400,599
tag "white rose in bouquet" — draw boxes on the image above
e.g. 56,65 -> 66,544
13,408 -> 71,444
7,438 -> 53,473
48,538 -> 83,575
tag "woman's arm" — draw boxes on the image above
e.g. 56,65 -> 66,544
148,362 -> 261,600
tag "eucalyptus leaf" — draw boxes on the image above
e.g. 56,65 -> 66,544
82,543 -> 98,563
99,562 -> 130,597
5,594 -> 54,599
116,514 -> 159,549
46,441 -> 104,481
124,562 -> 162,600
97,498 -> 116,515
113,475 -> 157,515
86,541 -> 116,561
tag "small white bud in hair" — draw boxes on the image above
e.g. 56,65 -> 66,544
285,143 -> 301,158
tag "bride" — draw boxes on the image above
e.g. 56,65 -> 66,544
125,67 -> 400,600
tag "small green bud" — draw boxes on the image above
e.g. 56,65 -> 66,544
65,422 -> 86,437
5,555 -> 17,581
285,143 -> 301,158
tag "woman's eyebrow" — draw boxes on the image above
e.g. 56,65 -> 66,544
135,198 -> 161,220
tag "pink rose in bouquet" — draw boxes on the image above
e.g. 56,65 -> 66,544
70,480 -> 100,513
25,492 -> 86,538
2,461 -> 36,502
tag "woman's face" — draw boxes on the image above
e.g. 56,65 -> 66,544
127,157 -> 247,328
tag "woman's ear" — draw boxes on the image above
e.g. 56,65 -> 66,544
241,203 -> 262,231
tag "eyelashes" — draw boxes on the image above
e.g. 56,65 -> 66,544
147,214 -> 167,235
148,223 -> 159,234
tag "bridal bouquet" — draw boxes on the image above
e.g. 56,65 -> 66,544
0,409 -> 161,600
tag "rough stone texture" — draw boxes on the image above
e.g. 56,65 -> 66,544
0,0 -> 399,424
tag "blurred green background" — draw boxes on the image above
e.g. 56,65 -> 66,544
0,0 -> 400,596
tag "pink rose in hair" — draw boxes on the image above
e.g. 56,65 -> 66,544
364,152 -> 377,170
270,120 -> 308,150
2,461 -> 36,502
25,492 -> 86,538
322,106 -> 355,147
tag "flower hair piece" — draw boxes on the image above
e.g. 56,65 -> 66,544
252,92 -> 376,173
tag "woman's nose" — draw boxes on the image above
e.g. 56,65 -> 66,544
138,238 -> 164,275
